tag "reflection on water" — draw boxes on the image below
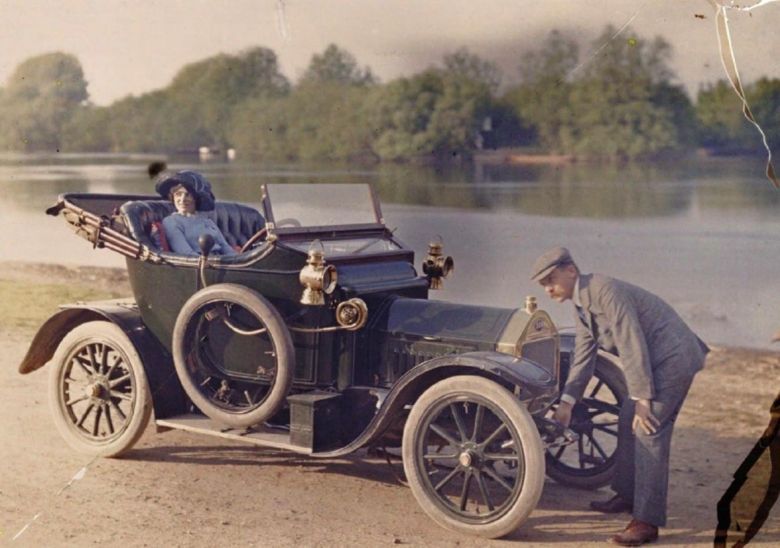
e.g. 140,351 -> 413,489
0,153 -> 777,220
0,153 -> 778,350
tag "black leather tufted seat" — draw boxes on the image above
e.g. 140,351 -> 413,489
120,199 -> 265,252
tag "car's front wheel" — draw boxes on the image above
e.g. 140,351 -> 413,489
49,321 -> 152,457
402,376 -> 545,538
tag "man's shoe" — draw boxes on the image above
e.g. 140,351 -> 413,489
589,494 -> 633,514
610,519 -> 659,546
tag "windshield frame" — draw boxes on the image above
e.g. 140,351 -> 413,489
261,183 -> 386,237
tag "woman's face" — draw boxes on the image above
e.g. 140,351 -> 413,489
171,185 -> 196,214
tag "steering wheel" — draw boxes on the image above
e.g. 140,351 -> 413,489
276,218 -> 301,227
239,227 -> 268,253
238,219 -> 302,253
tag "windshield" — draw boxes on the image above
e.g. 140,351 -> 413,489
263,183 -> 382,229
284,237 -> 401,257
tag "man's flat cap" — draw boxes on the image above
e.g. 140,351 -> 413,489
530,246 -> 573,281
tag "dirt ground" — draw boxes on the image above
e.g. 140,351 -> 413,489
1,261 -> 778,547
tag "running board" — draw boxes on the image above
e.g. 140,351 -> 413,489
155,414 -> 312,455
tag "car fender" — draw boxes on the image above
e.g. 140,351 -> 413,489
18,301 -> 188,419
314,350 -> 557,457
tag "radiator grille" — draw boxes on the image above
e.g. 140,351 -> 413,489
519,337 -> 557,377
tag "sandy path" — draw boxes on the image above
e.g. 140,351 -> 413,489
1,263 -> 778,547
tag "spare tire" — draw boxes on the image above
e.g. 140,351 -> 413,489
172,283 -> 294,428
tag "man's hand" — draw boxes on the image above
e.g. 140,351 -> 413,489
553,401 -> 574,428
632,399 -> 660,435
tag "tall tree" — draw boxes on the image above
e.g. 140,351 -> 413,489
166,47 -> 290,148
299,44 -> 376,87
696,77 -> 780,154
367,67 -> 491,161
505,30 -> 580,152
746,77 -> 780,153
566,27 -> 680,158
442,48 -> 502,94
0,52 -> 88,151
695,80 -> 752,151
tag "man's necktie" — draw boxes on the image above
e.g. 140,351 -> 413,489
575,305 -> 588,324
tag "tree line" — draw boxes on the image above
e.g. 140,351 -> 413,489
0,26 -> 777,162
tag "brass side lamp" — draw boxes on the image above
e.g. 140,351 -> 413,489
422,237 -> 454,290
299,240 -> 337,306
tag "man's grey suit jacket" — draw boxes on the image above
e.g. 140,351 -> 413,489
564,273 -> 709,402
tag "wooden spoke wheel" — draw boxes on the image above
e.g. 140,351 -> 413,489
49,321 -> 152,457
402,376 -> 545,538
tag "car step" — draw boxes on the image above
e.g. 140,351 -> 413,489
155,413 -> 313,455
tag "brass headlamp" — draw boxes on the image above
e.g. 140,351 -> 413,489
422,237 -> 454,290
299,241 -> 337,306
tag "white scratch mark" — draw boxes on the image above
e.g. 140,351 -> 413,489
12,513 -> 41,542
708,0 -> 779,187
567,4 -> 645,78
276,0 -> 290,41
12,458 -> 97,541
714,0 -> 780,11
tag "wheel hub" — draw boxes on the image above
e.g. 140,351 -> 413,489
457,442 -> 481,469
458,451 -> 474,468
84,376 -> 109,402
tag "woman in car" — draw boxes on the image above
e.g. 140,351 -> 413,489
155,171 -> 237,257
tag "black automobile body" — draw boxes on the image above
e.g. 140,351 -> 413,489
20,183 -> 626,538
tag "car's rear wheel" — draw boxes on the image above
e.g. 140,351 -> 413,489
545,354 -> 627,489
402,376 -> 545,538
49,321 -> 152,457
172,283 -> 294,428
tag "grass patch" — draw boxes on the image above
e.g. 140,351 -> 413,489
0,279 -> 125,334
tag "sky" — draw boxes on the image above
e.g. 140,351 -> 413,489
0,0 -> 778,105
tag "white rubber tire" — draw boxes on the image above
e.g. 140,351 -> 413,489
49,321 -> 152,458
402,375 -> 545,538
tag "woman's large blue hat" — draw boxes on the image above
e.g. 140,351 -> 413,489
155,170 -> 216,211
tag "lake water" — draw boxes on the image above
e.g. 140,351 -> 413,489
0,153 -> 777,349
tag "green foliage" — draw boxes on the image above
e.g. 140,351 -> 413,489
651,82 -> 698,147
442,48 -> 502,94
229,84 -> 376,162
299,44 -> 376,86
366,51 -> 501,161
228,44 -> 379,162
508,27 -> 691,159
1,37 -> 777,162
696,78 -> 780,154
0,52 -> 88,151
165,47 -> 290,147
64,47 -> 290,154
750,78 -> 780,151
61,106 -> 112,152
566,28 -> 680,159
505,30 -> 579,152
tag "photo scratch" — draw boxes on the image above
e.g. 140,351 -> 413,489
276,0 -> 290,41
11,458 -> 96,541
708,0 -> 780,187
566,4 -> 644,79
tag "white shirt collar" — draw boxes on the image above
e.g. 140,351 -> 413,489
572,274 -> 582,308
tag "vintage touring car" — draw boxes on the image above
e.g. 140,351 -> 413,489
19,182 -> 627,538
